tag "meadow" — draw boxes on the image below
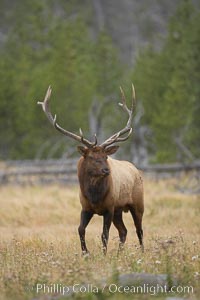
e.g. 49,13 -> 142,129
0,176 -> 199,300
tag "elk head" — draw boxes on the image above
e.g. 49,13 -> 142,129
37,84 -> 136,176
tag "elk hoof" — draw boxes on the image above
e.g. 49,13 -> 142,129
102,247 -> 107,256
117,243 -> 125,255
82,250 -> 90,258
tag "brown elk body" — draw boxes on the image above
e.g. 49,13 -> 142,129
38,85 -> 144,254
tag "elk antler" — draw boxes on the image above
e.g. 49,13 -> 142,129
100,84 -> 136,148
37,86 -> 97,148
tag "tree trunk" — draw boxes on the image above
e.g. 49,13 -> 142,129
92,0 -> 105,33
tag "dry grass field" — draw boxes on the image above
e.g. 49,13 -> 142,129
0,176 -> 199,300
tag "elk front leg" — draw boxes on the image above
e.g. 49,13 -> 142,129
101,210 -> 113,255
78,210 -> 93,255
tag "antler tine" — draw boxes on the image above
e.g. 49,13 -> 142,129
38,86 -> 95,148
100,84 -> 136,148
79,128 -> 98,147
37,86 -> 55,125
79,128 -> 84,139
93,133 -> 98,146
132,83 -> 136,106
106,128 -> 133,145
119,84 -> 136,127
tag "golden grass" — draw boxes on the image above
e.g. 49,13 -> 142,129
0,177 -> 199,300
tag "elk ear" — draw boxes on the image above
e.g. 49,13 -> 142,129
105,145 -> 119,156
77,146 -> 87,157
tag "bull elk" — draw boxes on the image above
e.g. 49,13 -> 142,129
37,85 -> 144,255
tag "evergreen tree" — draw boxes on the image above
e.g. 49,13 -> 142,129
0,2 -> 121,159
132,0 -> 200,162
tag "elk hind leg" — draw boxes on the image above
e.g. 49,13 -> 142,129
130,207 -> 144,251
113,209 -> 127,252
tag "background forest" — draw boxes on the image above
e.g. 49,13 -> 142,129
0,0 -> 199,165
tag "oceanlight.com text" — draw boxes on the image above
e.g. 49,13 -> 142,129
35,283 -> 194,296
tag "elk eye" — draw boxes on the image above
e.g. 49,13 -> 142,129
95,159 -> 101,163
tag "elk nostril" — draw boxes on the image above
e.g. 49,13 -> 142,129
102,168 -> 110,175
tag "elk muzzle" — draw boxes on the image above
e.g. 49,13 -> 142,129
101,167 -> 110,176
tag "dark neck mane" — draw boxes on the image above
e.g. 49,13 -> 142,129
78,170 -> 110,205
